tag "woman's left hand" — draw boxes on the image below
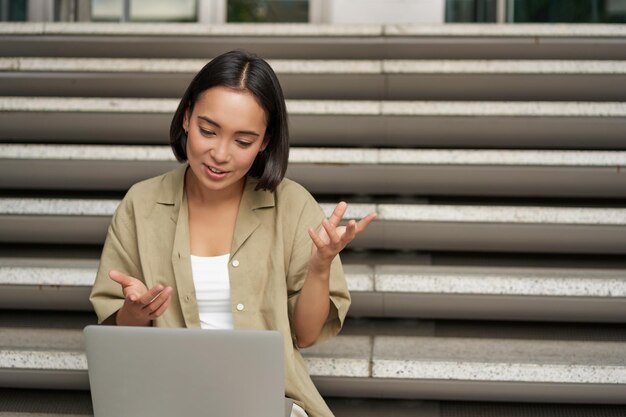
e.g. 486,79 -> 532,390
308,201 -> 377,269
296,202 -> 375,347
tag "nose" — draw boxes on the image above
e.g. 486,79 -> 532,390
209,138 -> 229,164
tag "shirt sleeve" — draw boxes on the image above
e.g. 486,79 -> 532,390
286,192 -> 351,346
89,191 -> 144,325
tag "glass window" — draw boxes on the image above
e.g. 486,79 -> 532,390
446,0 -> 626,23
91,0 -> 197,22
446,0 -> 497,22
228,0 -> 309,23
511,0 -> 626,23
0,0 -> 27,21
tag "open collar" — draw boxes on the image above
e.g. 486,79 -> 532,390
156,163 -> 276,256
155,163 -> 187,223
158,164 -> 276,327
231,176 -> 275,258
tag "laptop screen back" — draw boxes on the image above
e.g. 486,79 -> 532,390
84,326 -> 285,417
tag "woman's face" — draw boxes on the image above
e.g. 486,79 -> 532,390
183,86 -> 268,196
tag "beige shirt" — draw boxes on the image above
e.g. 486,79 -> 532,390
89,163 -> 350,417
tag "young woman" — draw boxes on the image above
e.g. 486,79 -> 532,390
90,50 -> 376,417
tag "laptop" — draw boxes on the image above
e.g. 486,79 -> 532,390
84,325 -> 291,417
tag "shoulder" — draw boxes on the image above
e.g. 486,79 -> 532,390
125,164 -> 185,203
273,177 -> 325,224
125,172 -> 167,201
274,177 -> 316,206
117,164 -> 186,214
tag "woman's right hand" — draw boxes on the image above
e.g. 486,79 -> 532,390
109,270 -> 173,326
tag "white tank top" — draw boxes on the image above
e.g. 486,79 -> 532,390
190,254 -> 234,330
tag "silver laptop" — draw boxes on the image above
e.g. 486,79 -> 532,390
85,325 -> 291,417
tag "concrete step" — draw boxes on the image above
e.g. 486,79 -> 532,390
1,97 -> 625,148
1,326 -> 624,403
2,389 -> 626,417
1,198 -> 625,254
311,334 -> 626,403
1,58 -> 624,101
0,389 -> 92,416
1,245 -> 624,271
340,318 -> 626,342
2,258 -> 624,322
2,145 -> 626,197
349,264 -> 626,322
0,258 -> 96,311
327,399 -> 626,417
1,23 -> 624,59
4,310 -> 625,343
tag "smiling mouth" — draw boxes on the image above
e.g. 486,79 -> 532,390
205,164 -> 228,174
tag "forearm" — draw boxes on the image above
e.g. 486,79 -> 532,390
293,262 -> 331,348
293,201 -> 376,348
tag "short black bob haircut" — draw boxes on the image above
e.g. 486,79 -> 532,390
170,50 -> 289,192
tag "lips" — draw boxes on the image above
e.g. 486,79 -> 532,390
208,166 -> 224,174
202,163 -> 229,180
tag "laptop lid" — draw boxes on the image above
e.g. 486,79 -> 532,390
84,325 -> 285,417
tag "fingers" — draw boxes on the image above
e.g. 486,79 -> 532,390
149,294 -> 172,319
111,273 -> 173,324
137,284 -> 166,305
328,201 -> 348,227
308,227 -> 327,250
321,219 -> 341,245
143,287 -> 173,316
309,218 -> 360,259
108,270 -> 134,286
311,205 -> 376,249
342,219 -> 357,243
328,202 -> 376,233
356,212 -> 377,233
329,209 -> 377,239
111,270 -> 171,309
127,284 -> 172,319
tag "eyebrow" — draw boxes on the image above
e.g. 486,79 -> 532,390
197,115 -> 261,137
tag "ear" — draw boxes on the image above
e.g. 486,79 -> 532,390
183,108 -> 190,133
260,135 -> 269,152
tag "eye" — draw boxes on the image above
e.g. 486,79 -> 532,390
236,139 -> 253,148
200,129 -> 216,137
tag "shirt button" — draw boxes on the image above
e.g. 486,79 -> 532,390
236,303 -> 245,311
185,295 -> 191,302
232,259 -> 240,267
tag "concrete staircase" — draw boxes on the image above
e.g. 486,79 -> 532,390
1,22 -> 625,416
